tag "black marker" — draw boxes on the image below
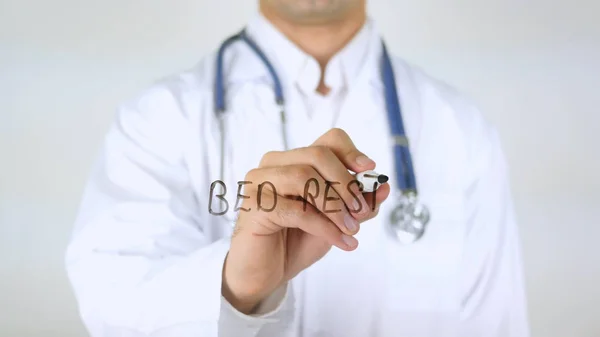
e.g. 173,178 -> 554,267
353,170 -> 389,192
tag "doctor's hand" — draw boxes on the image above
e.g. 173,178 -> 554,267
222,128 -> 391,314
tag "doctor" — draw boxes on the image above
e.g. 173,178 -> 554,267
65,0 -> 530,336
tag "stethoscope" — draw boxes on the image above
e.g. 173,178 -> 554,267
214,29 -> 430,245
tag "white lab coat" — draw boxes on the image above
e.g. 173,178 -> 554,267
65,14 -> 530,337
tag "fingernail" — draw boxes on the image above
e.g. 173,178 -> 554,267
352,195 -> 368,215
355,155 -> 375,167
359,196 -> 369,215
341,234 -> 358,249
344,213 -> 358,232
352,199 -> 361,212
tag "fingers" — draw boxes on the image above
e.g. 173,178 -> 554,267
237,127 -> 389,249
364,181 -> 392,209
244,165 -> 360,236
243,190 -> 358,251
311,128 -> 376,173
258,146 -> 370,221
361,183 -> 391,222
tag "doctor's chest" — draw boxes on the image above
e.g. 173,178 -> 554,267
194,82 -> 470,326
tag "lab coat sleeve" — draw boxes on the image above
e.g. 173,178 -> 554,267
219,283 -> 296,336
64,84 -> 295,336
458,122 -> 531,337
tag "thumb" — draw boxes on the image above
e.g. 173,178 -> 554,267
311,128 -> 376,172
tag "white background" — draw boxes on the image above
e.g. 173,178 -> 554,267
1,0 -> 599,336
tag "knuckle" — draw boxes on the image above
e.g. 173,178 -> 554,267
293,165 -> 314,182
328,127 -> 348,138
310,145 -> 333,162
259,150 -> 279,166
245,168 -> 261,181
273,166 -> 288,178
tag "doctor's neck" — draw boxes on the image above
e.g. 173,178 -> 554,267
260,0 -> 367,93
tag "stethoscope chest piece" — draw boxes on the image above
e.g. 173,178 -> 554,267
388,192 -> 430,245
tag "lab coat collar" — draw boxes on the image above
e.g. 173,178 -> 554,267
229,13 -> 380,94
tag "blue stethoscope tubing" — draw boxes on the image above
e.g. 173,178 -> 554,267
213,29 -> 429,243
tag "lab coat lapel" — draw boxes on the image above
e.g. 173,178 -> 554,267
226,40 -> 296,144
333,37 -> 425,183
211,44 -> 288,218
333,32 -> 385,146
